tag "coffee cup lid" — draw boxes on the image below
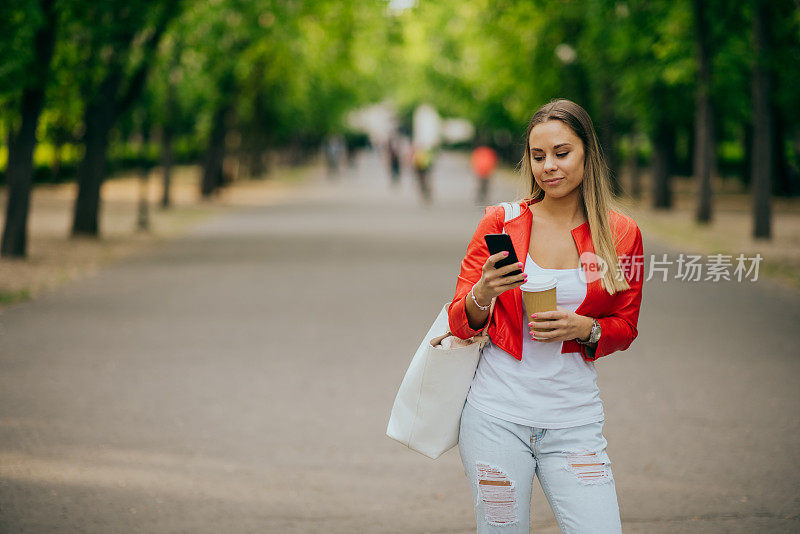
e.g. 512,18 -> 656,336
520,274 -> 557,292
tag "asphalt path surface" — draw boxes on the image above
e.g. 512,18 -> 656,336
1,151 -> 799,533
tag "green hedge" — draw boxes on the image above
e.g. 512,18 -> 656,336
0,141 -> 204,186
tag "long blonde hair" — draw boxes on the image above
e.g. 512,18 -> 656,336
518,99 -> 632,295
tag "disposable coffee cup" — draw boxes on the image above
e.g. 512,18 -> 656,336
521,275 -> 557,332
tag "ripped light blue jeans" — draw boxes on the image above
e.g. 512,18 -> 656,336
459,401 -> 622,533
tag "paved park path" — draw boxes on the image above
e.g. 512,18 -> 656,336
1,151 -> 798,533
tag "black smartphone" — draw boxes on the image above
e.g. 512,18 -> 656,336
484,233 -> 522,277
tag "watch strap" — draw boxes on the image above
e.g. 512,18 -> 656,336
577,318 -> 600,344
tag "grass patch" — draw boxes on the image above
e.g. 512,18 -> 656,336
761,261 -> 800,292
0,288 -> 31,305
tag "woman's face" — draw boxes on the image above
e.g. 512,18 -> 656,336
528,119 -> 585,198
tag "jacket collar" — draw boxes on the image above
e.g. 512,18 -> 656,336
504,198 -> 591,265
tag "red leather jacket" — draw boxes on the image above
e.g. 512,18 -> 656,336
448,198 -> 644,362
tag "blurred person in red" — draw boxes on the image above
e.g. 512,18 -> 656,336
471,145 -> 498,205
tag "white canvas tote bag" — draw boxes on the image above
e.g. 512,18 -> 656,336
386,202 -> 520,459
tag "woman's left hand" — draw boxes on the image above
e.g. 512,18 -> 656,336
528,306 -> 593,343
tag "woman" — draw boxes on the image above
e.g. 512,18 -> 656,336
448,99 -> 644,533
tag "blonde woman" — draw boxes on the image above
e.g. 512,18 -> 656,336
448,99 -> 644,533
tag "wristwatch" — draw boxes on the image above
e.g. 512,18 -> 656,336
577,318 -> 601,345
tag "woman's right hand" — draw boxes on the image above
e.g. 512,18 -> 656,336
473,251 -> 528,304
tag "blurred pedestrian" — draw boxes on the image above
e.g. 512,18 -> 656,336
449,99 -> 643,533
324,134 -> 344,179
387,137 -> 401,187
345,133 -> 358,168
470,145 -> 498,205
412,147 -> 433,204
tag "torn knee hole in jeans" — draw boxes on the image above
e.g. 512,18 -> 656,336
564,451 -> 614,485
477,462 -> 517,526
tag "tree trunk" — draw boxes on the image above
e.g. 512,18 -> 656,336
159,94 -> 176,208
599,83 -> 621,196
160,124 -> 174,208
160,41 -> 181,209
2,96 -> 41,257
772,110 -> 795,196
742,123 -> 753,187
136,127 -> 151,232
71,73 -> 120,236
628,131 -> 642,201
692,0 -> 715,224
248,89 -> 269,178
137,167 -> 150,231
787,127 -> 800,197
201,103 -> 230,197
1,0 -> 57,258
651,120 -> 674,209
751,1 -> 773,239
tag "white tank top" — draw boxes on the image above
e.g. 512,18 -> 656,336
466,252 -> 605,429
